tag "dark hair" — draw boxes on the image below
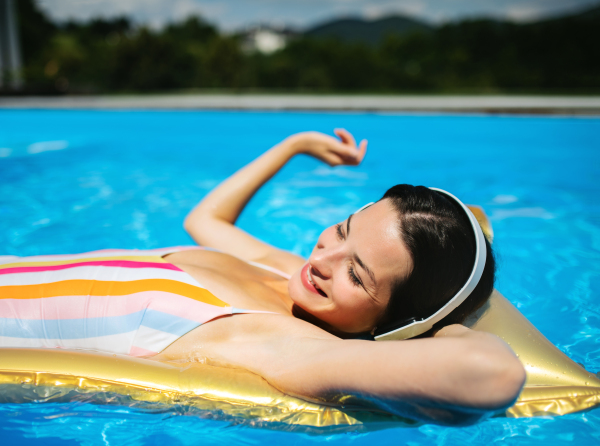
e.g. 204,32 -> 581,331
374,184 -> 496,337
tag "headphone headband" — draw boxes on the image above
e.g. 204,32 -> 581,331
374,188 -> 488,341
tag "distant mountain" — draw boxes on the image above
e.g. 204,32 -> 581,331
302,4 -> 600,45
539,3 -> 600,22
304,16 -> 432,45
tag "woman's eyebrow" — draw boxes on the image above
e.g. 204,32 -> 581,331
347,214 -> 377,286
346,214 -> 352,236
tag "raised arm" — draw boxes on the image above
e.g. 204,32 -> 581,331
184,129 -> 367,274
200,320 -> 526,426
272,326 -> 525,425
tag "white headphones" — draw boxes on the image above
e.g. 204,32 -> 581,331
355,188 -> 488,341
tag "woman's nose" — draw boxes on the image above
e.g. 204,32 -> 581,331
310,243 -> 342,278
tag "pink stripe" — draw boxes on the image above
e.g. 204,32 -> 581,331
0,260 -> 182,275
0,291 -> 232,323
129,346 -> 158,357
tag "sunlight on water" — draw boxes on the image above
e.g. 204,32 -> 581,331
0,110 -> 599,445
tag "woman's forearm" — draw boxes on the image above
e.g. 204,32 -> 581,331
185,139 -> 297,227
183,137 -> 307,262
183,129 -> 365,263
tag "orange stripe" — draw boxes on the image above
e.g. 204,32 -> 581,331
0,279 -> 229,307
0,256 -> 169,270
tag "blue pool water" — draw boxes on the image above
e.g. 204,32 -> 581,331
0,110 -> 599,445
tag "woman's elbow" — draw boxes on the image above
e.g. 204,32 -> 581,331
468,338 -> 526,410
183,208 -> 207,235
490,354 -> 526,409
183,213 -> 205,242
183,214 -> 195,233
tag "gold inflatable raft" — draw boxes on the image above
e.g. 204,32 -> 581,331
1,209 -> 599,428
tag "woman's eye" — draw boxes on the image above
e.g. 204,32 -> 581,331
336,223 -> 344,240
348,265 -> 362,287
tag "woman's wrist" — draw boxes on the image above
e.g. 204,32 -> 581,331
277,133 -> 307,157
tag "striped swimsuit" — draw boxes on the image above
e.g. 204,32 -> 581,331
0,247 -> 285,357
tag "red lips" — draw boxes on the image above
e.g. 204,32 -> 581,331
301,263 -> 324,296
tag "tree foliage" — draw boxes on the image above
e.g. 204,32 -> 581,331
11,0 -> 600,94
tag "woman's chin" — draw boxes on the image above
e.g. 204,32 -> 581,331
288,272 -> 325,319
291,304 -> 369,339
291,304 -> 336,334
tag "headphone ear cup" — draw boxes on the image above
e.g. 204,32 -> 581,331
353,332 -> 375,341
374,316 -> 417,339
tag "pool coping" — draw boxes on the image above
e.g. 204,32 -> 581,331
1,94 -> 600,115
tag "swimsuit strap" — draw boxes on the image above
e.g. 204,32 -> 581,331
247,261 -> 292,280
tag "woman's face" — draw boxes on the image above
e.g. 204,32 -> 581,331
288,199 -> 413,334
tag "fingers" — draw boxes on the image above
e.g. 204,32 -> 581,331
300,129 -> 366,167
323,152 -> 344,167
333,128 -> 369,165
357,139 -> 368,163
334,128 -> 356,147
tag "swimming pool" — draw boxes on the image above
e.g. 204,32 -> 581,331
0,109 -> 599,445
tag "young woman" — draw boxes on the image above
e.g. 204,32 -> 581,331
0,129 -> 525,426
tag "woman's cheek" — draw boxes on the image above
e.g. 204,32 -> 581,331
333,282 -> 353,308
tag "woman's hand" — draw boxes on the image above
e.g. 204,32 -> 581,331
284,129 -> 367,167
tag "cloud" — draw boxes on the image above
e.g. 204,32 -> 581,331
36,0 -> 600,30
506,5 -> 544,22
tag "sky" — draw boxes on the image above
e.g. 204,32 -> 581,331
37,0 -> 600,31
